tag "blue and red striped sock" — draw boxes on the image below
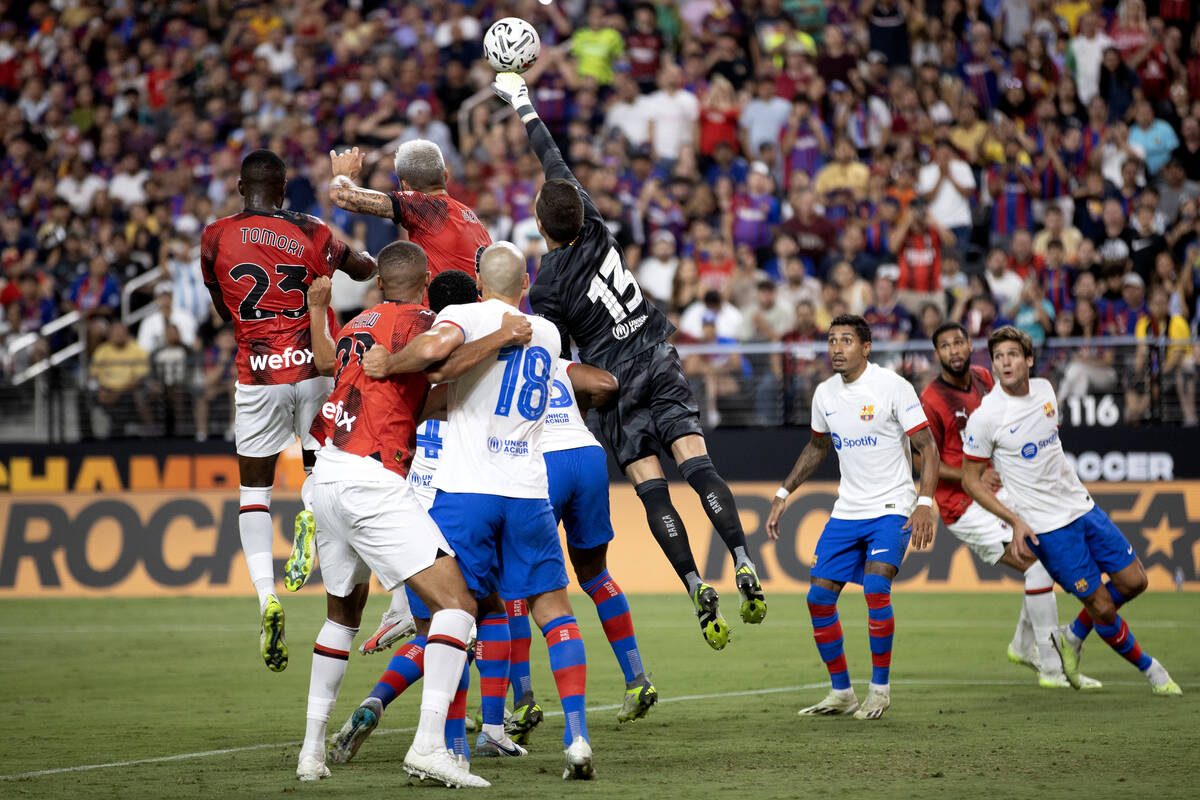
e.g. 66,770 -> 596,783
368,635 -> 426,708
504,599 -> 533,704
864,574 -> 895,686
1094,614 -> 1153,670
475,614 -> 511,733
540,615 -> 588,746
580,569 -> 643,683
445,658 -> 471,759
807,584 -> 850,690
1068,583 -> 1128,641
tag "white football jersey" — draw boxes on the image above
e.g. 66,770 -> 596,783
962,377 -> 1093,533
540,361 -> 602,454
408,418 -> 444,509
811,362 -> 929,520
431,298 -> 561,499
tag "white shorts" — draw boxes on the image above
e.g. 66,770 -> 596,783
945,487 -> 1014,566
310,478 -> 454,598
234,376 -> 333,458
408,469 -> 436,511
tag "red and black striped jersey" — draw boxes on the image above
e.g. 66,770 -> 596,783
310,301 -> 435,478
390,191 -> 491,281
920,365 -> 994,524
202,209 -> 347,385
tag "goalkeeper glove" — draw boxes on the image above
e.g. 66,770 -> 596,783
492,72 -> 537,122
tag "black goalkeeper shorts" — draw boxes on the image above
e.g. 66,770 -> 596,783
595,341 -> 703,470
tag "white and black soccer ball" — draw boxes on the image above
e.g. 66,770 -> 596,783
483,17 -> 541,74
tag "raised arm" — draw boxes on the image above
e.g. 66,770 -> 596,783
567,363 -> 619,410
307,275 -> 337,377
328,148 -> 396,219
493,72 -> 602,222
765,432 -> 832,540
425,312 -> 533,383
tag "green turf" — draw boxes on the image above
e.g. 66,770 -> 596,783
1,592 -> 1197,798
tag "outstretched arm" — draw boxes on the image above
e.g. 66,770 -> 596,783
307,276 -> 337,377
765,433 -> 833,539
363,323 -> 465,379
568,363 -> 618,410
493,73 -> 601,221
329,148 -> 395,219
425,313 -> 533,383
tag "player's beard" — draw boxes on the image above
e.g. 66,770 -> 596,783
941,358 -> 969,378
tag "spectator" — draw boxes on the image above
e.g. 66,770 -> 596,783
1130,200 -> 1169,282
150,323 -> 191,437
781,298 -> 827,420
571,4 -> 625,86
891,198 -> 950,312
1056,297 -> 1120,402
863,265 -> 913,344
138,283 -> 198,353
741,277 -> 795,343
987,138 -> 1037,246
1128,101 -> 1180,177
726,162 -> 781,260
4,271 -> 56,334
194,325 -> 237,442
638,230 -> 680,308
1012,275 -> 1056,347
814,137 -> 870,202
740,75 -> 792,160
680,289 -> 744,342
68,253 -> 121,350
1041,239 -> 1077,312
984,247 -> 1025,316
646,64 -> 700,163
697,77 -> 741,162
1128,285 -> 1197,425
107,153 -> 150,208
1033,205 -> 1083,261
401,102 -> 462,179
1069,13 -> 1114,103
88,321 -> 151,438
1157,158 -> 1200,223
1097,47 -> 1140,123
828,260 -> 872,315
918,138 -> 976,256
777,255 -> 823,313
1172,116 -> 1200,182
1008,230 -> 1044,280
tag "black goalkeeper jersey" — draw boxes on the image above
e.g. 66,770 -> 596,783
525,118 -> 675,370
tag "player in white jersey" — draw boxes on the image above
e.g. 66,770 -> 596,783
961,327 -> 1181,696
503,359 -> 657,745
362,242 -> 596,779
766,314 -> 940,720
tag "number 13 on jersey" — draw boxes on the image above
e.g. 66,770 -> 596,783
587,248 -> 643,321
494,345 -> 551,421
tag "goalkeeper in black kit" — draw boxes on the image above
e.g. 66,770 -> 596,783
492,72 -> 766,650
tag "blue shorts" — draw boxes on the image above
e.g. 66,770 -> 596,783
812,515 -> 911,586
405,584 -> 430,621
1030,505 -> 1136,600
430,490 -> 568,601
545,445 -> 615,551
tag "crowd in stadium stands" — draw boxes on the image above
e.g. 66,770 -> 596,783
1,0 -> 1199,437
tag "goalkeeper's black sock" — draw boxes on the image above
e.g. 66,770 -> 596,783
678,455 -> 750,566
634,478 -> 701,592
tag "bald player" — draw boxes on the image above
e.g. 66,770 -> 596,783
363,242 -> 596,781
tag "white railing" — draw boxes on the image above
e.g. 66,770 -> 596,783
6,310 -> 84,385
120,265 -> 166,328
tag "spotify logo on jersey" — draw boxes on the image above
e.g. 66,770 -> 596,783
1021,442 -> 1038,459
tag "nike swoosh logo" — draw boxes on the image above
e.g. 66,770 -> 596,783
870,548 -> 888,555
1009,426 -> 1020,434
825,411 -> 835,416
1127,546 -> 1133,555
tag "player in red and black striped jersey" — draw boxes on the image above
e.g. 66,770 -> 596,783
327,143 -> 491,282
919,322 -> 1094,688
201,149 -> 377,673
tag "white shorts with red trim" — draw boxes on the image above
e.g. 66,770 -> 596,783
945,486 -> 1015,565
234,376 -> 333,458
310,475 -> 454,598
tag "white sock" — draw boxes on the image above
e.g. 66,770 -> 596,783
1022,561 -> 1059,672
868,681 -> 890,694
1010,594 -> 1032,656
388,586 -> 413,620
301,618 -> 358,760
239,485 -> 275,608
413,608 -> 473,755
300,473 -> 314,512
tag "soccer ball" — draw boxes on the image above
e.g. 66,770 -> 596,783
483,17 -> 540,74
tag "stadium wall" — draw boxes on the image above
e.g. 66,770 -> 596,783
0,430 -> 1196,597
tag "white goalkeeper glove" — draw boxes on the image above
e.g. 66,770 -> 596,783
492,72 -> 537,122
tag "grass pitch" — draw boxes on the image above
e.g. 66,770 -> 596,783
2,592 -> 1197,798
